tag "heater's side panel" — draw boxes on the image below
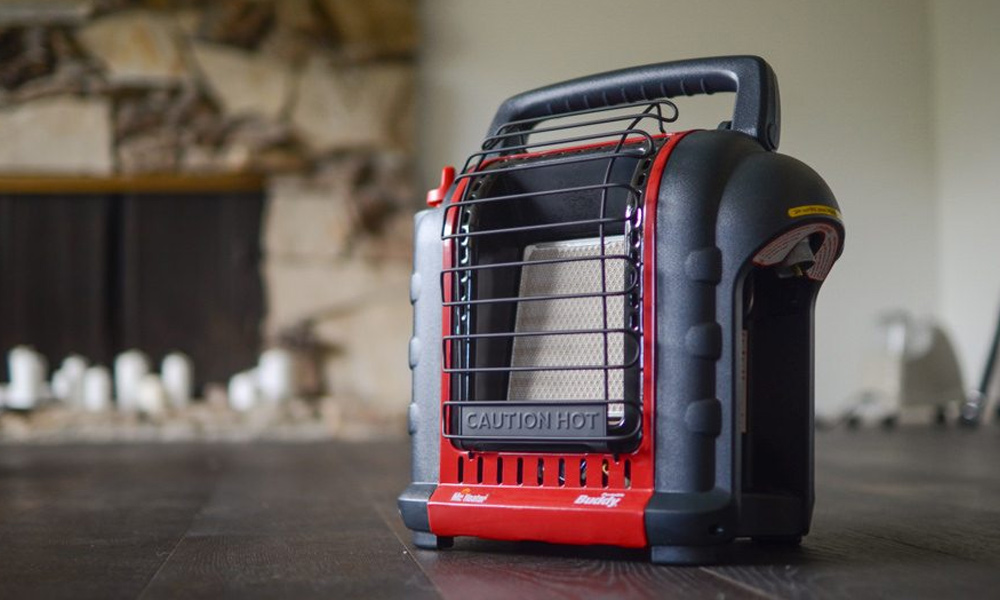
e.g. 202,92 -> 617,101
643,131 -> 844,560
715,151 -> 843,540
399,207 -> 445,535
645,132 -> 764,557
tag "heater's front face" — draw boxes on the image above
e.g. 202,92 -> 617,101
441,135 -> 655,454
426,105 -> 683,548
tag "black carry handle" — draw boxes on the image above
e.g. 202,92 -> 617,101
487,55 -> 781,151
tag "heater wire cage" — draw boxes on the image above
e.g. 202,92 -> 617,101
441,100 -> 678,449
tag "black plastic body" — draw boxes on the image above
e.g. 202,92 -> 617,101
400,56 -> 844,563
643,130 -> 842,558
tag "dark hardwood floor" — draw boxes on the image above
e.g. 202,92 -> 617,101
0,428 -> 997,598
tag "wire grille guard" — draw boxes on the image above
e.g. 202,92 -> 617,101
440,101 -> 676,451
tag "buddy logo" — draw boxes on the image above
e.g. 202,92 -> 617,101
450,487 -> 489,504
573,492 -> 625,508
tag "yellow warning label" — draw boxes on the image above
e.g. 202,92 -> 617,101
788,205 -> 841,219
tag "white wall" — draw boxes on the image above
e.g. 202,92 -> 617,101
931,0 -> 1000,390
418,0 -> 941,416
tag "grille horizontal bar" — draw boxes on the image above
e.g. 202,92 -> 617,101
442,216 -> 632,241
443,360 -> 640,374
455,146 -> 652,182
490,99 -> 678,139
443,327 -> 640,341
441,285 -> 638,308
441,253 -> 632,275
442,182 -> 640,212
463,130 -> 656,173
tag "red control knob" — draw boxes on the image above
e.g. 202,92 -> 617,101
426,166 -> 455,207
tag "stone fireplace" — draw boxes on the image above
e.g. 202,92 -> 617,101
0,0 -> 418,441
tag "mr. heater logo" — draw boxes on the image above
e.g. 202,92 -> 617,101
573,492 -> 625,508
450,488 -> 489,504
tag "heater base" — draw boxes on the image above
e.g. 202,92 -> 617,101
650,545 -> 727,566
412,531 -> 454,550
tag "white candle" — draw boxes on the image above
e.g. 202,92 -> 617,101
161,352 -> 194,409
258,348 -> 296,403
228,371 -> 258,412
136,373 -> 168,417
82,366 -> 112,412
52,369 -> 69,402
114,350 -> 149,412
60,355 -> 88,407
7,346 -> 46,410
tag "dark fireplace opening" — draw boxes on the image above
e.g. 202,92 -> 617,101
0,182 -> 264,393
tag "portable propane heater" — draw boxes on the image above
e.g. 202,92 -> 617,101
399,55 -> 844,564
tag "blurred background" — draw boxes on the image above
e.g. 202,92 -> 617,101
0,0 -> 997,441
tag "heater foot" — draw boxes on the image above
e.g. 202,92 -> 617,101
752,535 -> 802,545
650,545 -> 726,565
412,531 -> 454,550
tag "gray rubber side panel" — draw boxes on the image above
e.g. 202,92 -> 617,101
398,483 -> 435,532
399,207 -> 444,533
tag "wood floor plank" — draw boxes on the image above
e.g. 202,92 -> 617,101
137,443 -> 438,599
0,429 -> 997,598
0,444 -> 219,599
701,429 -> 1000,599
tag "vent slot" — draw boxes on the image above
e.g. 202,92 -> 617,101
452,454 -> 634,490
